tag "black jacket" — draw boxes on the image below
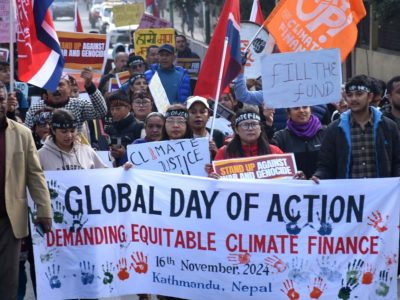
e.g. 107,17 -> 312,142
272,127 -> 326,179
105,113 -> 144,166
313,108 -> 400,179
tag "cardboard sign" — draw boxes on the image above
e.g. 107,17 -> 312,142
127,138 -> 210,176
176,58 -> 201,78
138,13 -> 172,29
134,28 -> 175,59
29,170 -> 400,300
213,153 -> 297,179
96,151 -> 114,168
240,21 -> 272,79
113,3 -> 145,27
148,72 -> 170,113
0,48 -> 9,62
57,31 -> 109,73
261,48 -> 342,108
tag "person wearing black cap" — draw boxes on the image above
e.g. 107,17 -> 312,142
312,75 -> 400,182
145,43 -> 191,104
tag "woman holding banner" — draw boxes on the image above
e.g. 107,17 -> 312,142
214,107 -> 283,160
38,109 -> 107,171
271,106 -> 326,179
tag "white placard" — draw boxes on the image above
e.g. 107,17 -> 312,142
261,48 -> 342,108
127,137 -> 210,176
149,72 -> 170,113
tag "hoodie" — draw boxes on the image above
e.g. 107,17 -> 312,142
38,137 -> 107,171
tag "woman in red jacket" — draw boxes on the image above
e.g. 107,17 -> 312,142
214,106 -> 283,160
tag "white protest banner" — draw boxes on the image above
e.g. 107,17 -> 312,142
261,48 -> 342,108
29,170 -> 399,300
240,21 -> 271,79
127,138 -> 209,176
213,154 -> 297,179
149,72 -> 170,113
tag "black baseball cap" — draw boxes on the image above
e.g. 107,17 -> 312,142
158,44 -> 175,54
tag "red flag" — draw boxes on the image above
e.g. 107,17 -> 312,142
16,0 -> 64,90
194,0 -> 241,99
75,2 -> 83,32
249,0 -> 264,25
146,0 -> 159,17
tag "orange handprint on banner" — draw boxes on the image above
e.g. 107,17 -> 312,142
308,277 -> 326,299
265,255 -> 287,273
130,251 -> 148,274
281,279 -> 300,300
116,258 -> 129,281
227,252 -> 251,265
367,210 -> 388,233
361,263 -> 375,285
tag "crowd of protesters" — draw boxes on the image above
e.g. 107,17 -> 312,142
0,24 -> 400,299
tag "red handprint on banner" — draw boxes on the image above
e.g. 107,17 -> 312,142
281,279 -> 300,300
361,263 -> 375,285
367,211 -> 388,233
384,254 -> 397,268
265,255 -> 287,273
116,258 -> 129,280
308,277 -> 326,299
227,252 -> 251,265
130,251 -> 148,274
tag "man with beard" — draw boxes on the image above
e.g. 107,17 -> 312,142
312,75 -> 400,181
381,76 -> 400,130
25,67 -> 107,133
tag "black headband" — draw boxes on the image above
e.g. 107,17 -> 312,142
165,109 -> 188,119
51,121 -> 78,129
235,112 -> 261,126
129,74 -> 146,85
346,85 -> 370,93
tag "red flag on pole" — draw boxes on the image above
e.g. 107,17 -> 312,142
75,2 -> 83,32
194,0 -> 241,99
15,0 -> 64,90
249,0 -> 264,25
146,0 -> 159,17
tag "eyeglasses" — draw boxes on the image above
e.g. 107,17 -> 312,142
166,118 -> 186,126
238,122 -> 260,130
133,99 -> 151,106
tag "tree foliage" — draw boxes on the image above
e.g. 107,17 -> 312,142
371,0 -> 400,20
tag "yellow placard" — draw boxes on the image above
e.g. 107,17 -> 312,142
134,28 -> 175,59
113,3 -> 145,27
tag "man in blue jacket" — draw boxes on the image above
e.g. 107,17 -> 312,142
312,75 -> 400,181
145,44 -> 191,104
